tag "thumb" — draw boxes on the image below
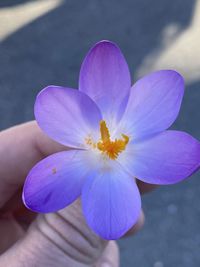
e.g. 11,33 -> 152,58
0,200 -> 109,267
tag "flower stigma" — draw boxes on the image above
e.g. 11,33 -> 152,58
85,120 -> 129,160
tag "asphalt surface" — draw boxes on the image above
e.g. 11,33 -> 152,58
0,1 -> 200,266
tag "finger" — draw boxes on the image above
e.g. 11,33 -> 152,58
136,179 -> 158,194
0,188 -> 36,225
124,209 -> 145,237
96,241 -> 119,267
0,121 -> 66,207
0,189 -> 35,252
0,200 -> 108,267
0,216 -> 24,254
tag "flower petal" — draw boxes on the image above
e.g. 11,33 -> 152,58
82,162 -> 141,240
119,70 -> 184,140
118,131 -> 200,185
35,86 -> 102,148
79,40 -> 131,127
23,150 -> 91,213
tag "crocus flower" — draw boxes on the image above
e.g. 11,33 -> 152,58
23,40 -> 200,240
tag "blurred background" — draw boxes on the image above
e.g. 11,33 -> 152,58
0,0 -> 200,266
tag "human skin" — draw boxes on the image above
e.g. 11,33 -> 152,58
0,121 -> 154,267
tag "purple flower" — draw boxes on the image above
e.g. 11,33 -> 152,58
23,40 -> 200,240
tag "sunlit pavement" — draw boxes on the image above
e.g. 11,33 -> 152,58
0,1 -> 200,266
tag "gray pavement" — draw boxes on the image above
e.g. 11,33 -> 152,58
0,0 -> 200,266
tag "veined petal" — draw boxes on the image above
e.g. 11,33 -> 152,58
35,86 -> 102,148
82,162 -> 141,240
23,150 -> 91,213
118,131 -> 200,185
79,40 -> 131,127
119,70 -> 184,140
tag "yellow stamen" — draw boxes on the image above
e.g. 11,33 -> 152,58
99,120 -> 110,142
97,120 -> 129,160
85,136 -> 96,149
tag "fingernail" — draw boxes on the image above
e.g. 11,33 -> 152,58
102,263 -> 112,267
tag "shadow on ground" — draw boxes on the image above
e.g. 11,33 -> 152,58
0,0 -> 32,7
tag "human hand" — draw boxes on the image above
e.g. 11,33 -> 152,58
0,122 -> 153,267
